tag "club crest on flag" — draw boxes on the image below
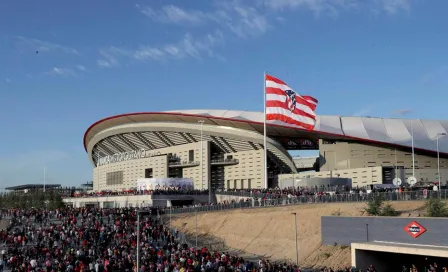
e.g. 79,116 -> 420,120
284,89 -> 296,112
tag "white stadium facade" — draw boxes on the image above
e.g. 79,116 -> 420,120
84,110 -> 448,192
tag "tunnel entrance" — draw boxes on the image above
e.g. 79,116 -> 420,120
170,199 -> 194,207
352,243 -> 448,272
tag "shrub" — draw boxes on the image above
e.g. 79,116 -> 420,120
380,203 -> 401,216
365,194 -> 384,216
426,198 -> 448,217
365,194 -> 400,216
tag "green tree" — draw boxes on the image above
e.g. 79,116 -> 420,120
365,194 -> 400,216
365,194 -> 384,216
426,198 -> 448,217
380,203 -> 401,216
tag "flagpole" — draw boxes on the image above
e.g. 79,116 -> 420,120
44,167 -> 46,193
411,120 -> 415,178
263,72 -> 268,189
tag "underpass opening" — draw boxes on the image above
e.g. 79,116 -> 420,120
352,243 -> 448,272
171,200 -> 194,207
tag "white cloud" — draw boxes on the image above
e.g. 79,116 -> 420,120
97,30 -> 224,67
224,5 -> 270,38
15,36 -> 80,55
420,66 -> 448,84
137,4 -> 209,25
103,0 -> 411,67
392,109 -> 412,116
263,0 -> 412,16
138,2 -> 269,38
379,0 -> 410,14
76,65 -> 86,71
96,48 -> 122,68
45,67 -> 76,77
353,106 -> 374,117
263,0 -> 358,15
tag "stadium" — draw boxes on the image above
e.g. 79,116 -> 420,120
84,109 -> 448,192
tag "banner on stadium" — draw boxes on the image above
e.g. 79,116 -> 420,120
274,137 -> 319,150
136,178 -> 194,191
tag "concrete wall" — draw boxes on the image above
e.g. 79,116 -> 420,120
93,141 -> 210,191
319,140 -> 448,184
290,166 -> 383,187
322,216 -> 448,247
223,149 -> 264,189
215,194 -> 252,203
63,194 -> 210,208
351,242 -> 448,271
276,176 -> 351,189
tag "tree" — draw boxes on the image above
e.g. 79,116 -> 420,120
365,194 -> 384,216
426,198 -> 448,217
365,194 -> 400,216
380,203 -> 401,216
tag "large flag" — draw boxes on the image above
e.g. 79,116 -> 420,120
265,74 -> 318,130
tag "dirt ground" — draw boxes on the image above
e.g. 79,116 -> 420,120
171,201 -> 428,269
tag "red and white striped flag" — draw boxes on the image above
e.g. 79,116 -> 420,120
265,74 -> 318,130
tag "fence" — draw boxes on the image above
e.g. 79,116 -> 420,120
167,189 -> 448,215
214,188 -> 345,198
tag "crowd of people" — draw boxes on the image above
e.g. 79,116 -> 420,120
65,183 -> 446,201
0,207 -> 446,272
0,207 -> 304,272
68,189 -> 208,198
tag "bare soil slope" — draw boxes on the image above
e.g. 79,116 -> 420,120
172,201 -> 427,269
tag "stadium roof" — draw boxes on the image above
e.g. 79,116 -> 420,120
5,184 -> 61,191
84,110 -> 448,155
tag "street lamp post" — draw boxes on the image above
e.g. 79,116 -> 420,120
195,207 -> 198,248
198,120 -> 211,203
136,210 -> 151,272
136,212 -> 140,272
437,133 -> 447,196
291,212 -> 299,266
96,151 -> 101,192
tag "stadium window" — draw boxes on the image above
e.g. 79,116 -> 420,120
145,168 -> 153,178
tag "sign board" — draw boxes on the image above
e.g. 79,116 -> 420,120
275,138 -> 318,150
404,221 -> 427,238
97,149 -> 162,166
136,178 -> 194,191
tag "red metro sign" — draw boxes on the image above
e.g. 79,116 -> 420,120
404,221 -> 427,238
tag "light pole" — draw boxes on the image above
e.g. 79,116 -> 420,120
198,120 -> 210,203
291,212 -> 299,266
136,210 -> 150,272
43,167 -> 46,193
96,151 -> 102,192
136,212 -> 140,272
195,207 -> 198,248
437,133 -> 447,196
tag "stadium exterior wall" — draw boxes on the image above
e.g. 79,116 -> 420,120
85,111 -> 448,192
320,140 -> 448,173
93,141 -> 267,191
321,216 -> 448,247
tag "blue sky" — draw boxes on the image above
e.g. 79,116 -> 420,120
0,0 -> 447,188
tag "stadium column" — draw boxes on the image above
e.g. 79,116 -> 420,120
292,212 -> 299,266
437,132 -> 447,196
198,120 -> 205,192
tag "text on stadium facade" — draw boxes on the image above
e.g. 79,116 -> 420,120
97,149 -> 162,166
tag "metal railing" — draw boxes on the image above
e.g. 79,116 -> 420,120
167,189 -> 448,215
214,188 -> 347,198
168,161 -> 200,167
210,159 -> 239,165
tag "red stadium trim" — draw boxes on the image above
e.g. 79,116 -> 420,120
83,112 -> 448,157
